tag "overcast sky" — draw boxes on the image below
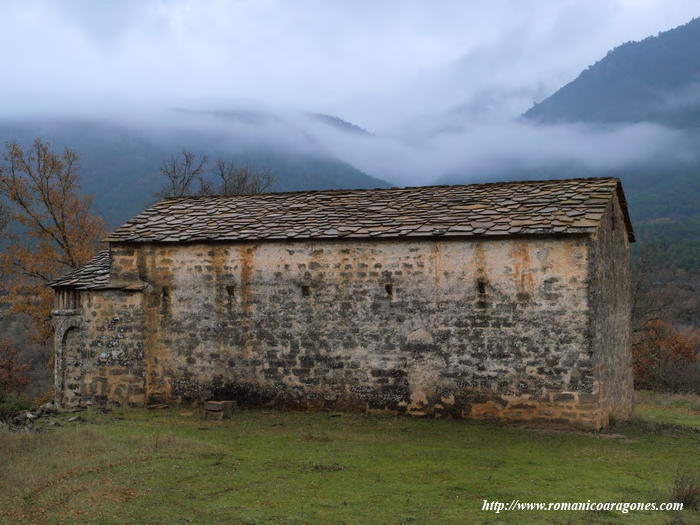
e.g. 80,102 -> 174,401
1,0 -> 698,184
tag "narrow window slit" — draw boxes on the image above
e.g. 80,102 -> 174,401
384,283 -> 394,297
225,285 -> 236,311
477,279 -> 486,295
160,286 -> 170,313
301,285 -> 311,297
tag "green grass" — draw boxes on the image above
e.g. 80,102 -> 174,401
635,391 -> 700,428
1,397 -> 699,524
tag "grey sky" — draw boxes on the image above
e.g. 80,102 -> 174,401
1,0 -> 698,184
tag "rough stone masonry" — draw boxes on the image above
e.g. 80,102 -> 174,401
50,177 -> 634,429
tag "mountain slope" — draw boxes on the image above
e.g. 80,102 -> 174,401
0,114 -> 390,226
525,17 -> 700,127
520,17 -> 700,253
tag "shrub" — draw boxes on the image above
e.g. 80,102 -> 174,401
0,338 -> 30,394
671,471 -> 700,511
0,387 -> 31,421
633,321 -> 700,394
32,390 -> 54,409
654,361 -> 700,394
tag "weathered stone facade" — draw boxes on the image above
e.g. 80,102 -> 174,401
51,178 -> 634,428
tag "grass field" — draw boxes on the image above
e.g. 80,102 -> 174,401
0,393 -> 698,524
634,391 -> 700,429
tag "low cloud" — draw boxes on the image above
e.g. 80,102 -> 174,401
0,1 -> 699,187
108,107 -> 697,187
300,115 -> 696,186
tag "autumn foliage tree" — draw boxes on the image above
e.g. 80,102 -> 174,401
633,320 -> 700,393
629,241 -> 700,393
0,201 -> 8,236
0,339 -> 30,394
0,138 -> 105,343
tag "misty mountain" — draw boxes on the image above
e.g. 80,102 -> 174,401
0,111 -> 389,226
521,16 -> 700,251
524,17 -> 700,128
308,114 -> 373,136
435,16 -> 700,269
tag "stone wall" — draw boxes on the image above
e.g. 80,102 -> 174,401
100,235 -> 606,426
55,217 -> 634,428
588,196 -> 634,424
53,289 -> 146,406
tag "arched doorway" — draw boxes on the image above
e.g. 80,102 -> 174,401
61,327 -> 82,407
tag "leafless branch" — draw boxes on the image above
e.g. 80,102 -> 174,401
213,159 -> 275,196
156,150 -> 275,198
157,149 -> 208,198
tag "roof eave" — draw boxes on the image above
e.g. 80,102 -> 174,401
104,230 -> 598,246
613,180 -> 636,243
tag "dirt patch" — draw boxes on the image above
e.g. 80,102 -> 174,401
303,462 -> 345,473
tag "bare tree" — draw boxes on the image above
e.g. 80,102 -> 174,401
157,149 -> 275,198
157,150 -> 208,198
631,244 -> 681,339
213,159 -> 275,195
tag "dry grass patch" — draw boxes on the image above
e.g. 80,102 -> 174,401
0,417 -> 215,523
300,431 -> 333,443
637,391 -> 700,411
303,462 -> 346,473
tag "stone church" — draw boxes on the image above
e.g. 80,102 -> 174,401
50,177 -> 634,428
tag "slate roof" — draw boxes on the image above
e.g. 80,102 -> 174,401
105,177 -> 634,244
48,250 -> 111,289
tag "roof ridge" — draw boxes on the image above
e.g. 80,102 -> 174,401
159,176 -> 621,201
